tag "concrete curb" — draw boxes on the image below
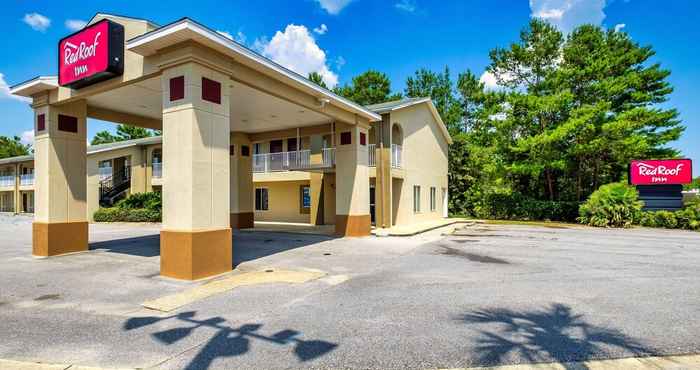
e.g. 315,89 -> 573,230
441,353 -> 700,370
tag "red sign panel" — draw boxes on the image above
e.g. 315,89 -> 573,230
58,19 -> 124,89
630,159 -> 693,185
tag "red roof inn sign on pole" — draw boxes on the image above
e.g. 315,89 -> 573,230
58,19 -> 124,89
630,159 -> 693,185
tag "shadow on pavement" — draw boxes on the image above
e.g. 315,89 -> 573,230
89,234 -> 160,257
233,232 -> 335,267
124,311 -> 337,370
458,303 -> 656,369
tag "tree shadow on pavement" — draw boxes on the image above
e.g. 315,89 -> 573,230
123,311 -> 337,370
458,303 -> 657,369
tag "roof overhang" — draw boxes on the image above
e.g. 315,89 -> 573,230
127,18 -> 381,123
10,76 -> 58,98
379,98 -> 453,145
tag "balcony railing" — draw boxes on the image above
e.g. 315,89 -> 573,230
253,150 -> 311,173
391,144 -> 402,168
0,175 -> 14,187
20,174 -> 34,186
322,147 -> 335,167
152,162 -> 162,178
367,144 -> 403,168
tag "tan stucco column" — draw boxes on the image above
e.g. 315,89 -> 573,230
32,100 -> 89,256
309,135 -> 325,225
374,114 -> 393,229
334,121 -> 371,236
230,132 -> 254,229
160,63 -> 232,280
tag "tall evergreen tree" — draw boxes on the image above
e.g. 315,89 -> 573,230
90,124 -> 156,145
0,136 -> 30,159
307,72 -> 328,89
405,67 -> 463,133
333,70 -> 401,105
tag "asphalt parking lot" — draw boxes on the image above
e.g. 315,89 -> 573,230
1,215 -> 700,369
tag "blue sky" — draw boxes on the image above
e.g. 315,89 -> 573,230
0,0 -> 698,174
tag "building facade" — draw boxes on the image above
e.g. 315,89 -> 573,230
9,13 -> 450,280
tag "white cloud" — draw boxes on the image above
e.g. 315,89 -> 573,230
315,0 -> 353,15
395,0 -> 417,12
20,130 -> 34,146
65,19 -> 87,31
218,30 -> 247,44
529,0 -> 606,33
335,56 -> 346,70
614,23 -> 626,32
479,71 -> 500,90
0,73 -> 31,103
257,24 -> 339,88
23,13 -> 51,32
313,24 -> 328,35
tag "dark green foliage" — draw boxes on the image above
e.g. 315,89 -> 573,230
94,192 -> 162,222
475,191 -> 579,222
684,178 -> 700,191
640,199 -> 700,231
333,70 -> 402,105
308,72 -> 328,89
405,67 -> 463,134
0,136 -> 31,158
91,124 -> 157,145
578,183 -> 643,228
115,192 -> 161,211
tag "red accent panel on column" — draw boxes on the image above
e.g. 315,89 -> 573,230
57,115 -> 78,133
169,76 -> 185,101
340,131 -> 352,145
230,145 -> 235,156
202,77 -> 221,104
37,114 -> 45,132
360,132 -> 366,146
241,145 -> 250,157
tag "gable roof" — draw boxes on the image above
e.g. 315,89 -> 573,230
366,97 -> 453,144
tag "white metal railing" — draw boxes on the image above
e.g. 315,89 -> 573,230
0,175 -> 14,187
20,174 -> 34,186
99,167 -> 113,181
152,162 -> 162,178
322,147 -> 335,167
392,144 -> 402,168
253,150 -> 312,173
368,144 -> 376,167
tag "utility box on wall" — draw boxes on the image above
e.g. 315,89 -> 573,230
629,159 -> 693,211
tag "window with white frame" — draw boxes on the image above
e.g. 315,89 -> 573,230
255,188 -> 269,211
430,187 -> 436,212
413,185 -> 421,213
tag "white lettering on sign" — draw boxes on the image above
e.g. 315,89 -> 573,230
636,162 -> 684,177
63,32 -> 101,68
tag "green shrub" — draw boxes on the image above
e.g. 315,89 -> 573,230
578,183 -> 643,228
115,192 -> 161,211
675,198 -> 700,231
94,207 -> 161,222
473,190 -> 580,222
651,210 -> 678,229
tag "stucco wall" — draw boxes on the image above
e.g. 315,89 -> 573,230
254,180 -> 311,224
390,104 -> 449,226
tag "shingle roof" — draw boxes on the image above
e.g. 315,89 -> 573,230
365,97 -> 431,114
0,136 -> 163,165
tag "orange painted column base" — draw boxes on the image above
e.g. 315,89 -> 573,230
230,212 -> 254,229
32,221 -> 89,257
160,228 -> 232,280
335,215 -> 371,237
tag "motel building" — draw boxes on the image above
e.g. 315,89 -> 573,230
9,14 -> 451,280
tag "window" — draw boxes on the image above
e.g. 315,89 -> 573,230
255,188 -> 269,211
98,160 -> 112,180
287,138 -> 297,152
430,187 -> 436,212
253,143 -> 262,155
201,77 -> 221,104
340,131 -> 352,145
300,185 -> 311,214
413,185 -> 421,213
241,145 -> 250,157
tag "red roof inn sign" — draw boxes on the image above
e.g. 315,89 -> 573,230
630,159 -> 693,185
58,19 -> 124,89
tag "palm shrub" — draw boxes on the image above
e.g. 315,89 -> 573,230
578,183 -> 643,228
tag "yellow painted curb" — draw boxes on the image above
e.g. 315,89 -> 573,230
441,354 -> 700,370
143,269 -> 326,312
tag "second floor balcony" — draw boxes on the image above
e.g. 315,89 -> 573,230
253,148 -> 336,173
20,174 -> 34,186
367,144 -> 403,168
0,175 -> 14,187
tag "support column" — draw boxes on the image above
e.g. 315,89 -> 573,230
32,100 -> 89,256
160,63 -> 232,280
309,135 -> 325,225
14,163 -> 20,214
374,114 -> 393,229
334,121 -> 371,236
230,132 -> 254,229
